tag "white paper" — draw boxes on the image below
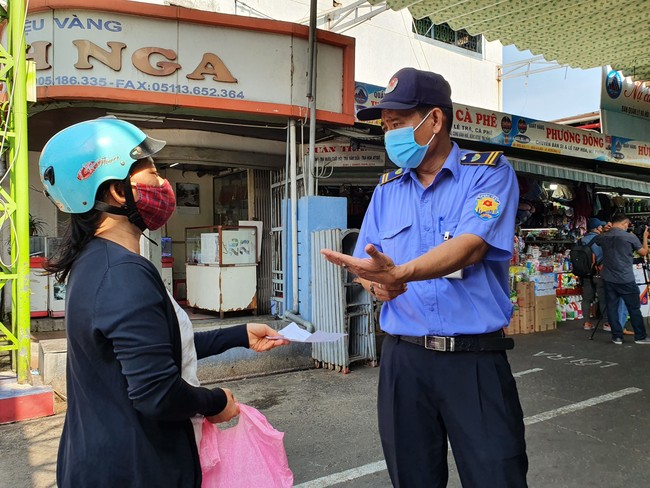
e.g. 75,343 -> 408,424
268,322 -> 346,343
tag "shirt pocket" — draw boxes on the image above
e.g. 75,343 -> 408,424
437,218 -> 459,246
380,223 -> 412,261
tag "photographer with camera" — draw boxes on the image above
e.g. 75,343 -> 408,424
593,213 -> 650,345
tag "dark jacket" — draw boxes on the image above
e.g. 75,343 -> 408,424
57,238 -> 248,487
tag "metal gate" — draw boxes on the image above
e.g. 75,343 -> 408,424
269,157 -> 306,317
311,229 -> 377,373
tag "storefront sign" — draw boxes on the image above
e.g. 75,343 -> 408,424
354,82 -> 384,126
307,143 -> 385,167
5,1 -> 355,124
451,105 -> 650,168
452,106 -> 609,160
600,66 -> 650,142
355,82 -> 650,168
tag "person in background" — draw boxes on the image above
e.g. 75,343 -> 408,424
593,213 -> 650,344
598,220 -> 635,335
322,68 -> 527,487
40,117 -> 288,488
581,218 -> 610,331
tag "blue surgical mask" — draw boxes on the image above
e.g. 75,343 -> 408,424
384,110 -> 436,169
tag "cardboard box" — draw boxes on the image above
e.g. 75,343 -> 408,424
519,307 -> 535,334
535,295 -> 556,311
516,282 -> 535,308
535,316 -> 556,332
507,310 -> 521,335
516,282 -> 534,300
535,296 -> 557,331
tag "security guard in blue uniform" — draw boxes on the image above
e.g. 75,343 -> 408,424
322,68 -> 528,487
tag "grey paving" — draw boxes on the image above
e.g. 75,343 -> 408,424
2,321 -> 650,487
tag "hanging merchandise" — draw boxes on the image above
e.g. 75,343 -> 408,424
596,193 -> 613,219
572,183 -> 594,220
551,184 -> 575,204
521,179 -> 548,202
611,195 -> 626,209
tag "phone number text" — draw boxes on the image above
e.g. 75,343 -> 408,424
37,76 -> 246,99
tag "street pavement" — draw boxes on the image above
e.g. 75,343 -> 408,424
2,320 -> 650,487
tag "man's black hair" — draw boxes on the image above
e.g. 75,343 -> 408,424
417,105 -> 453,134
611,213 -> 629,224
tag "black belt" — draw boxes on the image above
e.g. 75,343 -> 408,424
391,330 -> 514,352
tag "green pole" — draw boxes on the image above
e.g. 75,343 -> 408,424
8,0 -> 31,384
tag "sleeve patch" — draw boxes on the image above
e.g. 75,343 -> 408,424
474,193 -> 501,220
460,151 -> 502,166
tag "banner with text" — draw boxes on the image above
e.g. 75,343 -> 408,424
600,66 -> 650,142
306,142 -> 385,168
354,81 -> 650,168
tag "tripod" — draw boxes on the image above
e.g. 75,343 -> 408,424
581,274 -> 608,340
588,301 -> 608,340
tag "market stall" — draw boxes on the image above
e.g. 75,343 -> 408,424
507,175 -> 650,335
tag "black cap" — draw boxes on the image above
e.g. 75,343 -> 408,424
356,67 -> 453,121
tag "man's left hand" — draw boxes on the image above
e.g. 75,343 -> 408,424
359,278 -> 407,301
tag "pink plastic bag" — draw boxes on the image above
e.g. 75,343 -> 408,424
200,403 -> 294,488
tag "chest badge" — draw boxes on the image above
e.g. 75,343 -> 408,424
474,193 -> 501,220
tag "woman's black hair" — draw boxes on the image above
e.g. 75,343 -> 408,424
44,180 -> 112,282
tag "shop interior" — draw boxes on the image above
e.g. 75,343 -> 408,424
312,156 -> 650,337
511,174 -> 650,335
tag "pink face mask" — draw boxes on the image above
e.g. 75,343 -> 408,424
134,179 -> 176,230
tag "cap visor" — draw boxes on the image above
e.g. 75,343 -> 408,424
137,136 -> 166,159
356,100 -> 419,121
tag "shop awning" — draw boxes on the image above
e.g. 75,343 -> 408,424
366,0 -> 650,81
509,157 -> 650,195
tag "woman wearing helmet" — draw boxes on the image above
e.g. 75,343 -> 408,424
40,117 -> 288,487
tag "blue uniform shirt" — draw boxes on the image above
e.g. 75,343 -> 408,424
354,143 -> 518,336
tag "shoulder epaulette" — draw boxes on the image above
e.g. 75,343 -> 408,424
379,168 -> 406,185
460,151 -> 502,166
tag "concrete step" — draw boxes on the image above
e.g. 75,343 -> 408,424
0,373 -> 54,424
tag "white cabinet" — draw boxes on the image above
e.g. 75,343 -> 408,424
29,268 -> 49,318
185,225 -> 259,317
186,264 -> 257,318
48,277 -> 66,317
161,266 -> 173,295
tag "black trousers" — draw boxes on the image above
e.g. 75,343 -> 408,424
378,334 -> 528,488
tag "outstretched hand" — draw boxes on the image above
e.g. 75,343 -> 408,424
247,323 -> 290,352
321,243 -> 404,287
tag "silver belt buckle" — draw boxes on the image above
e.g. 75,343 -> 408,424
424,335 -> 455,352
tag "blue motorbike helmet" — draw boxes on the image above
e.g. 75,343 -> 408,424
39,117 -> 166,214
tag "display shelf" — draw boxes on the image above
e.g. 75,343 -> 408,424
524,239 -> 574,244
626,212 -> 650,216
